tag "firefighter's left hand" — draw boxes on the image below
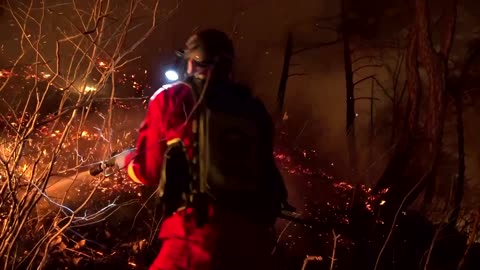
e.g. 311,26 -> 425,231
105,149 -> 135,169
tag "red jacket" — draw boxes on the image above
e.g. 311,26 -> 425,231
126,81 -> 196,186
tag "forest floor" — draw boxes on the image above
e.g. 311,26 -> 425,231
24,145 -> 478,270
5,104 -> 479,270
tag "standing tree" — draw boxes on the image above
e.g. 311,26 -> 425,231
374,0 -> 458,260
275,30 -> 340,117
446,38 -> 480,226
276,0 -> 395,152
276,32 -> 294,115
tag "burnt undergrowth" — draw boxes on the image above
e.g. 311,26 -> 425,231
0,97 -> 476,270
22,137 -> 479,270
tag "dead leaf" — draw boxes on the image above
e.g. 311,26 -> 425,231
58,242 -> 67,252
74,239 -> 86,249
73,257 -> 83,266
51,236 -> 62,247
138,239 -> 146,251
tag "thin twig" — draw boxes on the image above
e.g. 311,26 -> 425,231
330,230 -> 340,270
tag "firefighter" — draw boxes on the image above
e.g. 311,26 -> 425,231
111,28 -> 288,270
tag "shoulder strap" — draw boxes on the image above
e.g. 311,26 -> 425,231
182,76 -> 211,198
184,75 -> 214,227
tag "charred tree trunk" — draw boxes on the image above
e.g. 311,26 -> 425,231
277,32 -> 293,115
342,2 -> 355,133
366,79 -> 375,187
448,47 -> 480,225
374,0 -> 457,219
341,0 -> 361,223
390,52 -> 406,144
417,0 -> 457,206
370,77 -> 375,137
449,84 -> 465,225
341,0 -> 357,174
373,28 -> 419,195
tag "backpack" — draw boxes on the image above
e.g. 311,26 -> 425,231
158,77 -> 270,224
193,79 -> 265,200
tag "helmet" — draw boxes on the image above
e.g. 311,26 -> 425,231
180,29 -> 234,73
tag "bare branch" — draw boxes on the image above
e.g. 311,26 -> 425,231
330,230 -> 341,270
288,73 -> 307,77
83,14 -> 111,35
116,56 -> 142,69
116,0 -> 160,62
354,74 -> 376,86
353,64 -> 383,74
351,55 -> 377,65
354,97 -> 381,101
292,38 -> 341,55
371,76 -> 394,101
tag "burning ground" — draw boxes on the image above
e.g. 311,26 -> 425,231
0,88 -> 479,269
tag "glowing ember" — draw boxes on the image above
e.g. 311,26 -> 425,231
84,86 -> 97,92
365,202 -> 373,211
0,69 -> 11,77
333,182 -> 354,190
128,260 -> 137,268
